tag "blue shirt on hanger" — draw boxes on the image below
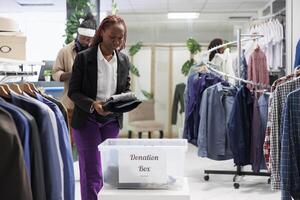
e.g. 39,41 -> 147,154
35,91 -> 75,200
10,91 -> 63,200
197,83 -> 236,160
294,39 -> 300,68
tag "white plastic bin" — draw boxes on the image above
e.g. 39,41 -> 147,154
98,139 -> 188,189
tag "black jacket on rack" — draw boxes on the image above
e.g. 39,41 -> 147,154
172,83 -> 186,125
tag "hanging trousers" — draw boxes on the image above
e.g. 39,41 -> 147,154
73,116 -> 119,200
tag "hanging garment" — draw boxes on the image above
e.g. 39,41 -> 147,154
258,93 -> 270,170
42,94 -> 69,129
0,107 -> 33,200
35,91 -> 75,200
183,72 -> 225,146
280,89 -> 300,200
211,48 -> 235,84
228,86 -> 253,166
10,91 -> 64,200
270,77 -> 300,190
172,83 -> 186,125
0,98 -> 31,178
197,83 -> 237,160
247,47 -> 269,87
294,39 -> 300,68
250,95 -> 264,172
264,73 -> 296,170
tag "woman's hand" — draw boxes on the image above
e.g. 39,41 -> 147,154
92,101 -> 112,116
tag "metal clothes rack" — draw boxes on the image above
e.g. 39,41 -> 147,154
0,58 -> 42,83
251,8 -> 286,21
199,30 -> 271,189
0,71 -> 38,83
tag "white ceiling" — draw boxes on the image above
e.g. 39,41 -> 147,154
0,0 -> 65,13
98,0 -> 270,25
100,0 -> 269,14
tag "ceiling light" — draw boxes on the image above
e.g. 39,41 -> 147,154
167,12 -> 200,19
16,0 -> 54,6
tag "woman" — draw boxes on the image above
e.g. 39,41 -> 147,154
68,15 -> 130,200
208,38 -> 224,61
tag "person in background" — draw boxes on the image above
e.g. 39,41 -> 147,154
68,15 -> 130,200
52,13 -> 96,146
208,38 -> 224,61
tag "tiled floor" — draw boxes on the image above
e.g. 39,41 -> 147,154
74,144 -> 280,200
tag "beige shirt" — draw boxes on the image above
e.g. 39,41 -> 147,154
52,41 -> 77,109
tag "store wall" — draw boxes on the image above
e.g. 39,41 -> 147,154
121,45 -> 204,138
126,21 -> 245,44
0,12 -> 66,62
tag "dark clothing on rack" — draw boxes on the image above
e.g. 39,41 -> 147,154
172,83 -> 186,124
42,94 -> 69,129
20,107 -> 47,200
251,95 -> 264,172
198,83 -> 237,160
35,92 -> 75,200
0,107 -> 33,200
228,86 -> 253,166
241,50 -> 248,80
281,89 -> 300,200
294,39 -> 300,68
258,93 -> 269,170
11,91 -> 63,200
0,97 -> 47,200
0,98 -> 31,178
184,72 -> 225,146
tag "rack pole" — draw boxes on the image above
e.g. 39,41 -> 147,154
237,28 -> 242,84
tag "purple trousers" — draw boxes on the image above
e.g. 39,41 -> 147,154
73,116 -> 119,200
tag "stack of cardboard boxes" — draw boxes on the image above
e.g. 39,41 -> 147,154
0,17 -> 26,60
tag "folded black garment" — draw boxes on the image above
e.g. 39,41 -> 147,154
103,99 -> 142,113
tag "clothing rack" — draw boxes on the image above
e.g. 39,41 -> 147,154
0,71 -> 38,83
251,8 -> 286,21
200,31 -> 271,189
0,58 -> 42,83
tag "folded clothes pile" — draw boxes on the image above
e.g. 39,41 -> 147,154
102,92 -> 142,113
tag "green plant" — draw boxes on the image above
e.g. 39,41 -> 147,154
130,64 -> 140,77
181,58 -> 195,76
43,70 -> 52,77
64,0 -> 92,44
181,38 -> 201,76
129,41 -> 143,56
186,38 -> 201,54
141,90 -> 153,100
129,41 -> 153,99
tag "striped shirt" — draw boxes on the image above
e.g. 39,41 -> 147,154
270,78 -> 300,190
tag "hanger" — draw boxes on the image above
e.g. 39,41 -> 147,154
197,64 -> 209,73
0,85 -> 10,99
20,83 -> 35,96
0,84 -> 11,93
27,83 -> 39,93
10,83 -> 23,95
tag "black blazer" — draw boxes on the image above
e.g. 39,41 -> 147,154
68,46 -> 130,129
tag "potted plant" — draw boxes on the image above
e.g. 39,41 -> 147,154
44,70 -> 52,82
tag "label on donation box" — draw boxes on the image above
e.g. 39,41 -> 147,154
118,149 -> 167,184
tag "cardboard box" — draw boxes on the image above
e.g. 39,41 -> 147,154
0,32 -> 26,60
